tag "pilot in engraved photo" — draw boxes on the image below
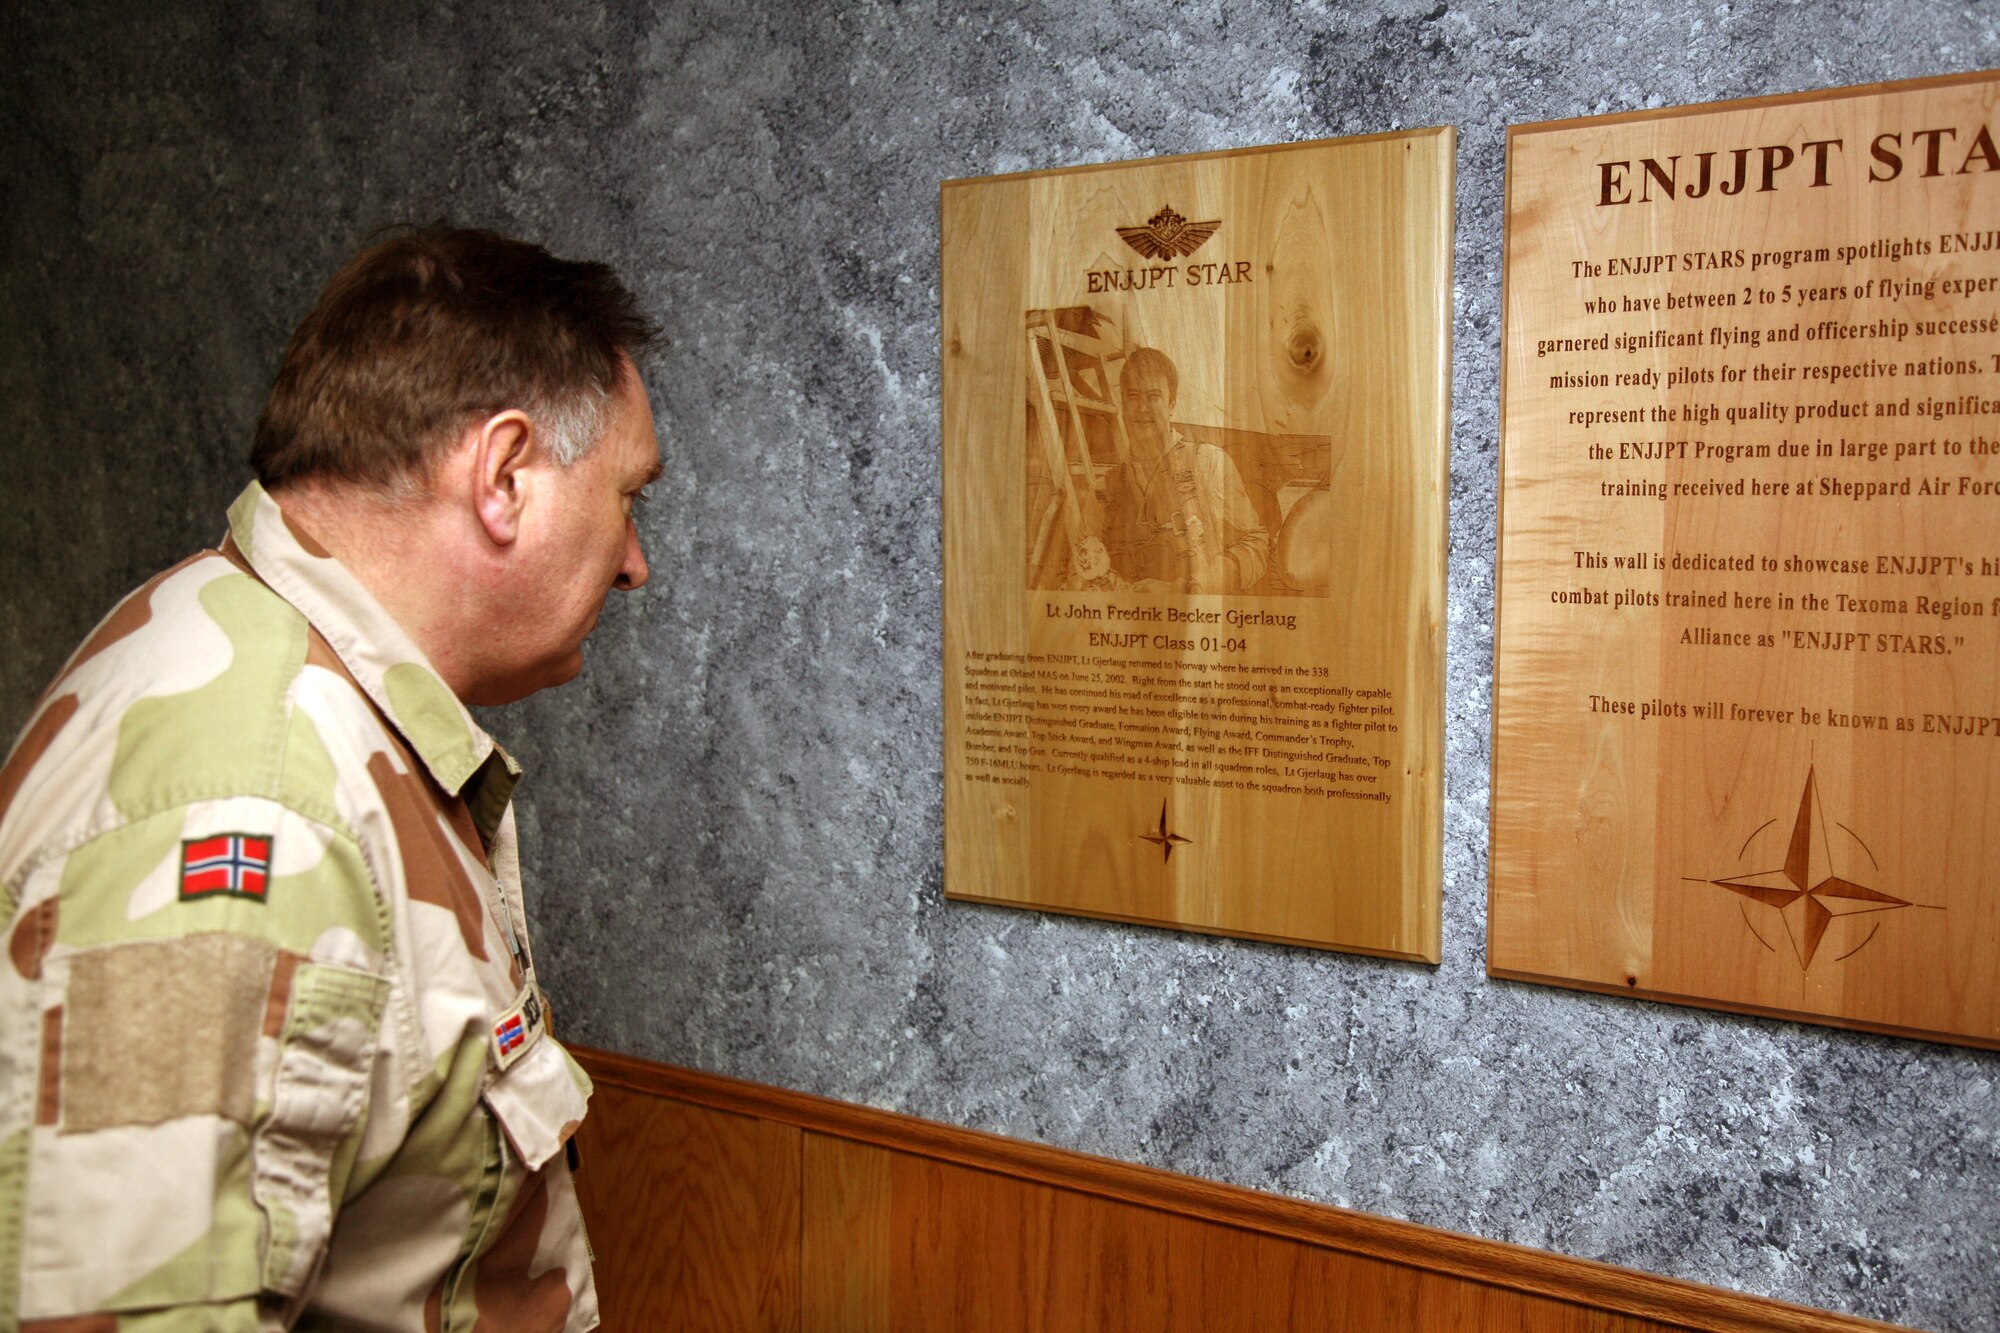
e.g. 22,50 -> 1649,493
1023,312 -> 1329,597
1099,346 -> 1269,594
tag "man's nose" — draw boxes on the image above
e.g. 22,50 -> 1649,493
616,522 -> 649,591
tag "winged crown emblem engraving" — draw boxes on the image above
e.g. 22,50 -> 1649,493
1116,206 -> 1221,260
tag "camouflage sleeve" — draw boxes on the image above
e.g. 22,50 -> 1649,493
29,1297 -> 271,1331
4,795 -> 391,1330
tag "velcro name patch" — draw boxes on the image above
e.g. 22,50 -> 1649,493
179,834 -> 274,903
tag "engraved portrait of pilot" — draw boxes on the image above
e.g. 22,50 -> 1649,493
1098,346 -> 1268,594
1023,308 -> 1333,598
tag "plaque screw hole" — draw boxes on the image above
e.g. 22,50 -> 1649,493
1625,974 -> 1638,987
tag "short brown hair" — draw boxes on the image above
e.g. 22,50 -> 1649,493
252,227 -> 658,490
1121,346 -> 1178,400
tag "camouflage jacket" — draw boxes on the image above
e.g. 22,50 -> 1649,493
0,483 -> 599,1331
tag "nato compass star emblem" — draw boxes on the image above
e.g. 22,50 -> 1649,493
1117,206 -> 1221,260
1698,767 -> 1911,969
1139,799 -> 1191,864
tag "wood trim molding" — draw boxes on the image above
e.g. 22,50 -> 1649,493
572,1046 -> 1900,1333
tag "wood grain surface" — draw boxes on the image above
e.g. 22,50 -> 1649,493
570,1079 -> 801,1331
571,1045 -> 1907,1333
801,1133 -> 893,1332
1491,72 -> 2000,1047
942,129 -> 1452,960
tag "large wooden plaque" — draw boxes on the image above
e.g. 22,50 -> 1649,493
942,131 -> 1452,959
1493,72 -> 2000,1046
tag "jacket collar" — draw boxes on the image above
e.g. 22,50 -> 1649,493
225,481 -> 519,807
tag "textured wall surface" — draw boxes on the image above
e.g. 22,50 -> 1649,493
6,2 -> 1998,1327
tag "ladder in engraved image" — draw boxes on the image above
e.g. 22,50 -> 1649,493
1025,308 -> 1140,586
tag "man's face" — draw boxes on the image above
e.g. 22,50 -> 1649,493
494,368 -> 661,702
1120,369 -> 1174,444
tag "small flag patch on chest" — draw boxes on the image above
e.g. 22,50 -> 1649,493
179,834 -> 273,902
496,1013 -> 527,1057
491,987 -> 545,1071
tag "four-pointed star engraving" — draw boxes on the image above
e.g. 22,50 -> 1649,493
1139,799 -> 1191,864
1708,767 -> 1908,969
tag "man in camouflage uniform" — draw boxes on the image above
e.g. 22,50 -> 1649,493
0,228 -> 661,1330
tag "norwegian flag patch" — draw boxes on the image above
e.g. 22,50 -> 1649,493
179,834 -> 273,903
491,987 -> 545,1071
496,1014 -> 527,1057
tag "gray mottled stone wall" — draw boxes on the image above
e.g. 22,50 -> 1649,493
6,2 -> 1996,1327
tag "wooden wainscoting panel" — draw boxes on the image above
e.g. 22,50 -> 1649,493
881,1150 -> 1685,1333
571,1080 -> 802,1332
1409,1269 -> 1682,1333
802,1133 -> 893,1332
572,1048 -> 1905,1332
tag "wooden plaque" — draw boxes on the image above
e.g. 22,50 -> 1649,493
1492,72 -> 2000,1046
942,130 -> 1452,959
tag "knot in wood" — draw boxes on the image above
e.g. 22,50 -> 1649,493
1286,322 -> 1323,373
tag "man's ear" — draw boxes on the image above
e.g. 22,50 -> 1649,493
467,410 -> 536,545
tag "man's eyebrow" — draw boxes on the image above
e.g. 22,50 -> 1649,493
633,460 -> 665,488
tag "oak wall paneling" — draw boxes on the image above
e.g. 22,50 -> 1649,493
567,1046 -> 1904,1333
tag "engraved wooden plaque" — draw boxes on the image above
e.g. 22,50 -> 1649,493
942,130 -> 1452,959
1492,72 -> 2000,1046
